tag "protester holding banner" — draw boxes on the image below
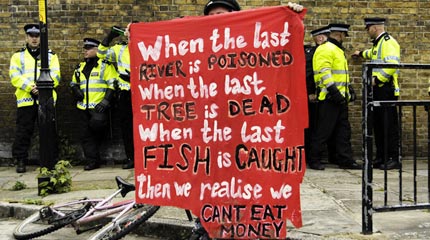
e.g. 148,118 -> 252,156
190,2 -> 245,239
70,38 -> 117,171
98,24 -> 135,169
309,23 -> 362,170
352,18 -> 401,170
185,1 -> 307,239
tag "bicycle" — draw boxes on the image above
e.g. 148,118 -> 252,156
13,176 -> 160,240
93,201 -> 195,240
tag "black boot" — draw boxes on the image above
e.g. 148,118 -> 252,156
379,158 -> 400,170
16,159 -> 26,173
373,158 -> 383,168
84,161 -> 100,171
122,158 -> 134,169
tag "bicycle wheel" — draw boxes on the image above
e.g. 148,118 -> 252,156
13,200 -> 91,240
88,204 -> 160,240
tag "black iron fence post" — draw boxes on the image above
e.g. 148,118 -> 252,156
361,62 -> 430,235
362,64 -> 374,234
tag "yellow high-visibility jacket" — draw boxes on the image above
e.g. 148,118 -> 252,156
9,48 -> 61,107
361,32 -> 400,96
98,43 -> 130,91
313,39 -> 351,101
70,58 -> 117,110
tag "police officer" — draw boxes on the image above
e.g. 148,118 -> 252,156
309,23 -> 362,170
9,24 -> 61,173
98,24 -> 135,169
305,26 -> 340,165
353,17 -> 401,170
70,38 -> 117,171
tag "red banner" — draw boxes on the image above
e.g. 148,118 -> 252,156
130,6 -> 307,239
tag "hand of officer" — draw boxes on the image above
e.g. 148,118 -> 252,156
71,85 -> 84,102
109,26 -> 122,38
30,84 -> 39,96
95,99 -> 110,113
101,26 -> 121,46
327,84 -> 346,105
352,50 -> 361,58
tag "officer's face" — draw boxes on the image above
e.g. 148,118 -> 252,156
313,34 -> 327,46
26,33 -> 40,49
83,46 -> 98,59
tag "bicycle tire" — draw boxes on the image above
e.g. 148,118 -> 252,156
88,204 -> 160,240
13,201 -> 90,240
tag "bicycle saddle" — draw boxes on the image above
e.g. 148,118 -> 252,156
115,176 -> 136,197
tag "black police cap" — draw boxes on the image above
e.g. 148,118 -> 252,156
24,24 -> 40,34
328,23 -> 350,36
203,0 -> 241,15
83,38 -> 100,49
364,17 -> 386,29
311,26 -> 330,36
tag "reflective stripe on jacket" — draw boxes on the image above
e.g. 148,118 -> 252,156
362,32 -> 400,96
70,59 -> 117,110
98,43 -> 130,91
9,48 -> 61,107
313,40 -> 350,101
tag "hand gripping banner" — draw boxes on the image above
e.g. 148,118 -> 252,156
130,6 -> 307,239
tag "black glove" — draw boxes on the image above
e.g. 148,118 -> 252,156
71,85 -> 84,102
101,26 -> 121,46
95,89 -> 114,113
30,92 -> 38,100
348,85 -> 356,102
327,84 -> 346,105
95,99 -> 109,113
119,73 -> 130,82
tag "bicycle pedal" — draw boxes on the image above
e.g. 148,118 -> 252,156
39,206 -> 53,220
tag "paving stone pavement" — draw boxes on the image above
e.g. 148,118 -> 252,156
0,160 -> 429,239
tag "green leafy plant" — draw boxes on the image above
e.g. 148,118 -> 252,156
22,199 -> 50,205
37,160 -> 73,197
10,181 -> 27,191
58,131 -> 79,165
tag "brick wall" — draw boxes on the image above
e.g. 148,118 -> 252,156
1,0 -> 429,163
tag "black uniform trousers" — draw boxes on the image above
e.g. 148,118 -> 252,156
12,104 -> 38,161
373,84 -> 399,161
118,90 -> 134,160
305,101 -> 338,164
78,109 -> 107,164
309,100 -> 354,166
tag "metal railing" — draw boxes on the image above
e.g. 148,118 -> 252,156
362,63 -> 430,234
